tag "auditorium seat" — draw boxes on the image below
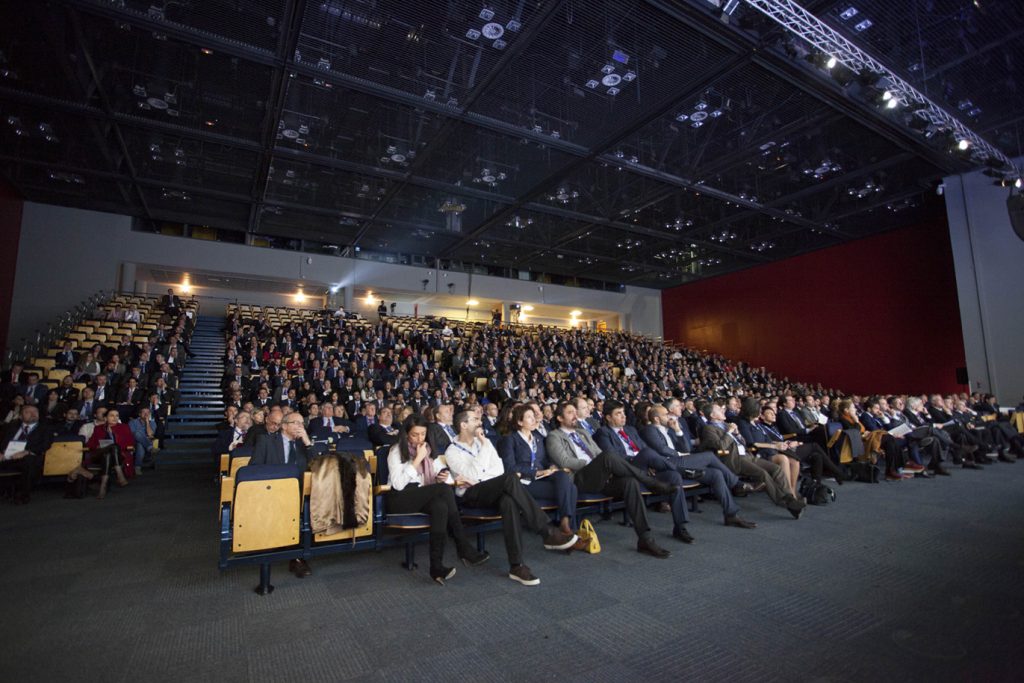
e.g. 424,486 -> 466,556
43,439 -> 84,477
220,464 -> 307,594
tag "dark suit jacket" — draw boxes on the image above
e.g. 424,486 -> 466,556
427,422 -> 455,456
775,409 -> 808,437
368,423 -> 400,449
249,432 -> 310,470
497,431 -> 551,480
307,417 -> 355,442
594,424 -> 666,471
639,424 -> 690,458
1,421 -> 53,457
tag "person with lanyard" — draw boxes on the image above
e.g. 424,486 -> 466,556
84,408 -> 134,499
444,410 -> 578,586
750,404 -> 846,495
386,413 -> 490,585
497,404 -> 578,538
545,401 -> 675,558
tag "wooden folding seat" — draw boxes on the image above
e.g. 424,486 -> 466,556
43,440 -> 84,477
220,464 -> 306,594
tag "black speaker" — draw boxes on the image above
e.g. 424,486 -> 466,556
955,367 -> 969,385
1008,192 -> 1024,241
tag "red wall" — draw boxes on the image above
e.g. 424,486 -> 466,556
661,221 -> 967,395
0,179 -> 24,354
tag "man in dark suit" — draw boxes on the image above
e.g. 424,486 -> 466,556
307,402 -> 353,443
56,343 -> 78,371
368,406 -> 401,449
641,404 -> 757,528
52,406 -> 84,438
352,403 -> 377,434
594,400 -> 694,543
427,403 -> 458,456
21,373 -> 48,407
160,288 -> 182,315
777,395 -> 828,451
1,405 -> 52,503
91,374 -> 114,409
248,411 -> 313,577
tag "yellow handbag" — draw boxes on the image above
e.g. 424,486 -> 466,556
577,518 -> 601,554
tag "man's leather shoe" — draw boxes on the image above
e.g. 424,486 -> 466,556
672,527 -> 695,544
637,537 -> 671,558
655,501 -> 671,513
933,466 -> 951,476
962,461 -> 982,470
724,516 -> 757,529
289,559 -> 312,577
999,452 -> 1017,463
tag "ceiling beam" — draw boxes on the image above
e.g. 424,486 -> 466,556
247,0 -> 308,236
349,0 -> 567,248
439,54 -> 754,257
67,7 -> 154,223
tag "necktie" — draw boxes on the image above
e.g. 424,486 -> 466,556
15,426 -> 26,441
618,429 -> 639,454
569,431 -> 592,458
285,440 -> 294,464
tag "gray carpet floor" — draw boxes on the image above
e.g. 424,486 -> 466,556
2,462 -> 1023,682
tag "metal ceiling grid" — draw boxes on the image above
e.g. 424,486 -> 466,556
468,0 -> 736,149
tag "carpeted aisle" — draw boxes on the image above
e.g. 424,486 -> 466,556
1,463 -> 1022,682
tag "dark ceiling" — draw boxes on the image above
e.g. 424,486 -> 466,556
0,0 -> 1020,288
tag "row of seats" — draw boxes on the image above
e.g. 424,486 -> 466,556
216,444 -> 703,594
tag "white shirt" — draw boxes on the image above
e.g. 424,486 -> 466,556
387,443 -> 426,492
444,436 -> 504,497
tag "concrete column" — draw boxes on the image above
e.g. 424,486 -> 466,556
119,262 -> 136,294
343,286 -> 354,312
501,302 -> 510,325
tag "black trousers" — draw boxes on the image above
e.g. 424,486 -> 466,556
0,452 -> 40,495
87,444 -> 125,477
572,452 -> 652,540
878,434 -> 906,472
386,484 -> 473,569
461,472 -> 551,567
793,443 -> 845,481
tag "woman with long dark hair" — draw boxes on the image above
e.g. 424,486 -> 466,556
385,413 -> 489,584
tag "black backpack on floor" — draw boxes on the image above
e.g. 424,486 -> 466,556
800,477 -> 836,505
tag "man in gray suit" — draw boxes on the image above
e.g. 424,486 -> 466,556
249,412 -> 313,576
700,401 -> 806,520
546,401 -> 673,558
